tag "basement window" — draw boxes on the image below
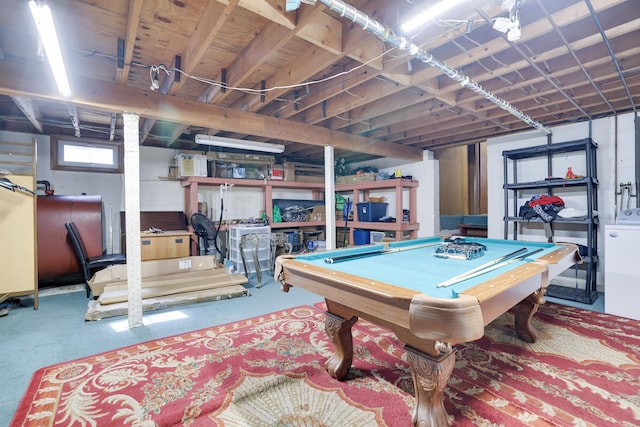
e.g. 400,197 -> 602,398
51,135 -> 123,173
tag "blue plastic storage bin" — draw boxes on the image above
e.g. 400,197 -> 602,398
357,202 -> 388,222
353,229 -> 370,245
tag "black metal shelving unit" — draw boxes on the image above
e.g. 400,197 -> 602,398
502,138 -> 599,304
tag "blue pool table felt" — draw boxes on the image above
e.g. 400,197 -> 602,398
295,237 -> 558,299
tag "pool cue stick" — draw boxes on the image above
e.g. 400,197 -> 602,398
324,249 -> 388,264
324,241 -> 442,264
435,247 -> 528,288
343,199 -> 349,248
436,248 -> 544,288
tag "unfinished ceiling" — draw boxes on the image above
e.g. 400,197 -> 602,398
0,0 -> 638,165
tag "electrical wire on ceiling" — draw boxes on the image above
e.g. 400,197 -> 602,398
299,0 -> 551,135
473,6 -> 592,122
584,0 -> 636,114
77,45 -> 397,96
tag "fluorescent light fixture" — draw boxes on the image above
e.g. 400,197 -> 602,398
400,0 -> 464,33
493,11 -> 521,42
29,0 -> 71,97
195,134 -> 285,153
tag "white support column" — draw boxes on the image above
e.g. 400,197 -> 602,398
324,146 -> 336,250
123,112 -> 143,328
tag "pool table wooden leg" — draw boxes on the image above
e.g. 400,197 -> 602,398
514,290 -> 544,343
324,311 -> 358,380
405,346 -> 455,427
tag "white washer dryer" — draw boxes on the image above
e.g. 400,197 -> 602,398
604,209 -> 640,321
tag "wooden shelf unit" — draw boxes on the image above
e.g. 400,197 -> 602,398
182,177 -> 325,229
337,179 -> 419,243
181,176 -> 419,246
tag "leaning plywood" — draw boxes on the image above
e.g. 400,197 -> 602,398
97,268 -> 240,292
85,285 -> 249,321
99,272 -> 249,305
88,256 -> 220,296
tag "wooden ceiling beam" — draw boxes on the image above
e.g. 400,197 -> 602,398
10,96 -> 43,133
295,76 -> 407,125
442,19 -> 640,96
362,48 -> 640,141
231,47 -> 337,112
115,0 -> 144,85
171,0 -> 238,95
259,1 -> 472,122
161,1 -> 330,145
296,7 -> 343,55
325,13 -> 639,138
209,4 -> 329,106
234,0 -> 394,114
301,0 -> 623,137
389,76 -> 640,146
410,0 -> 626,87
141,0 -> 238,146
238,0 -> 467,128
414,88 -> 640,151
0,60 -> 421,160
234,0 -> 295,29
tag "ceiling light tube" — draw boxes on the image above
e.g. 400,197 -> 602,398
29,0 -> 71,97
401,0 -> 464,33
195,135 -> 285,153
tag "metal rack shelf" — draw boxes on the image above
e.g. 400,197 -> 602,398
502,138 -> 599,304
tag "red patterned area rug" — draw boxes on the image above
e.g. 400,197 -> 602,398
12,303 -> 640,426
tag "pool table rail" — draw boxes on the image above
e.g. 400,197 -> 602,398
278,260 -> 420,329
276,251 -> 574,345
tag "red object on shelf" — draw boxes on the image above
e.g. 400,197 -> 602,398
565,167 -> 576,179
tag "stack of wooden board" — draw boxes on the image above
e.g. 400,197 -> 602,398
284,161 -> 324,183
336,172 -> 377,184
85,256 -> 249,320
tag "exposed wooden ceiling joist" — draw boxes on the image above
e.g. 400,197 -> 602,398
0,0 -> 637,162
0,60 -> 422,160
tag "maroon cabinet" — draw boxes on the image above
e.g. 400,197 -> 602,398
37,195 -> 103,282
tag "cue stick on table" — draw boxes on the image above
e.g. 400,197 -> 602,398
324,241 -> 442,264
435,247 -> 528,288
436,248 -> 544,288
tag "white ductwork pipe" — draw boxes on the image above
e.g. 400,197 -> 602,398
296,0 -> 552,135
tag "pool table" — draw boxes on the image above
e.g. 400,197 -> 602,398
275,236 -> 578,426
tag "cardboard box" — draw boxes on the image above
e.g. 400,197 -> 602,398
310,206 -> 325,221
89,256 -> 219,296
176,153 -> 207,177
270,165 -> 284,180
336,172 -> 376,184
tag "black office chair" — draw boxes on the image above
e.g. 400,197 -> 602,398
65,222 -> 126,298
